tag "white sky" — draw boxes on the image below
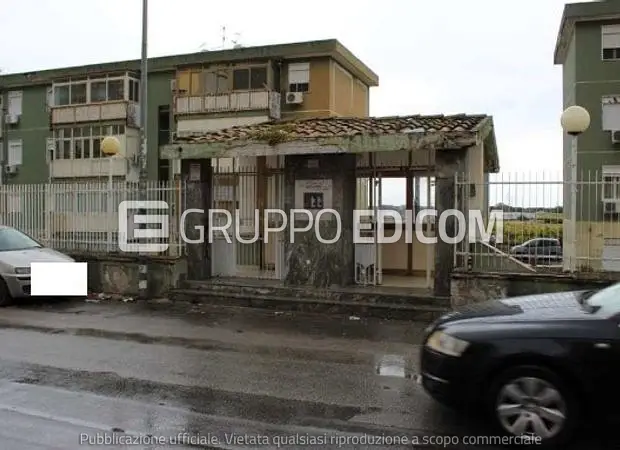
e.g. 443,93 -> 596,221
0,0 -> 578,208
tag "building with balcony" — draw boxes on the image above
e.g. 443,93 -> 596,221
0,39 -> 378,185
555,0 -> 620,270
0,39 -> 377,251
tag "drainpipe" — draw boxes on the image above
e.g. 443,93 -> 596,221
0,89 -> 6,186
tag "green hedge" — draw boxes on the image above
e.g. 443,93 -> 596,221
498,222 -> 562,246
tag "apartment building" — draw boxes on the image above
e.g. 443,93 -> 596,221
0,39 -> 378,185
555,0 -> 620,270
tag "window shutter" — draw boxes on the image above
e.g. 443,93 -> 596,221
7,140 -> 22,166
288,63 -> 310,84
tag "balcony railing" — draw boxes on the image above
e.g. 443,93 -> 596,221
51,101 -> 140,126
174,90 -> 281,119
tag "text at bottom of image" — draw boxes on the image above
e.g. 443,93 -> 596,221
79,432 -> 543,447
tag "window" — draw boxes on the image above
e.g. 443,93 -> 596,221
206,71 -> 229,94
602,96 -> 620,130
129,79 -> 139,102
582,282 -> 620,316
288,63 -> 310,92
7,91 -> 23,116
70,82 -> 87,104
7,140 -> 22,166
232,68 -> 250,90
603,25 -> 620,60
92,137 -> 102,158
603,167 -> 620,200
90,81 -> 107,102
232,67 -> 268,91
54,85 -> 70,106
0,227 -> 40,252
190,72 -> 203,95
107,79 -> 124,100
52,124 -> 123,160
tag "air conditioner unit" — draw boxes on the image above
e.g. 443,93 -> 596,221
604,201 -> 620,214
170,79 -> 177,92
612,130 -> 620,144
285,92 -> 303,104
4,165 -> 18,175
5,114 -> 19,124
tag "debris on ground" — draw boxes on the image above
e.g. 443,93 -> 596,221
85,292 -> 135,303
348,315 -> 361,321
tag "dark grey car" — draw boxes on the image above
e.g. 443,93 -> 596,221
510,238 -> 562,265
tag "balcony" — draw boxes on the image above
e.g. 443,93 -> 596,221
174,90 -> 281,119
51,101 -> 140,127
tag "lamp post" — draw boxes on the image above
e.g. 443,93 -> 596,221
138,0 -> 149,300
101,136 -> 121,252
560,105 -> 590,272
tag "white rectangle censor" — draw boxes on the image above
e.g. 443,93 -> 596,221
31,262 -> 88,296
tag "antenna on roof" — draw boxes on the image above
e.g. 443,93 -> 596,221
231,33 -> 243,49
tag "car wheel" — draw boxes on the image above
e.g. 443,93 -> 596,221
487,365 -> 578,447
0,278 -> 13,306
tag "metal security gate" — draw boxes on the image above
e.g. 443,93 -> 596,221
210,156 -> 285,279
354,174 -> 383,285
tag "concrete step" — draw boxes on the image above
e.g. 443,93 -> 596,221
170,283 -> 449,321
182,279 -> 449,308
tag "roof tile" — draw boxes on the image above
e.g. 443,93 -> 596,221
174,114 -> 490,144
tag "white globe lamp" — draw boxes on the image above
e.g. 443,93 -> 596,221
100,136 -> 121,156
560,106 -> 590,136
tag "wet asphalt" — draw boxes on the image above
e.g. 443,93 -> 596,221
0,298 -> 616,449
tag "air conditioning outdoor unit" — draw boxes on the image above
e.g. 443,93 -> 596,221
285,92 -> 303,104
612,130 -> 620,144
5,114 -> 19,124
4,165 -> 18,175
170,79 -> 177,93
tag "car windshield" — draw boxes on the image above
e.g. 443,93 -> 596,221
582,283 -> 620,315
0,228 -> 41,251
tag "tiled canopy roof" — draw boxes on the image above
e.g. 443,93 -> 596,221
174,114 -> 491,144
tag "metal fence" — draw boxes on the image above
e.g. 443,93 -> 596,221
454,171 -> 620,274
0,180 -> 185,256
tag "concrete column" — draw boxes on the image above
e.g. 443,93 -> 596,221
433,150 -> 466,297
406,175 -> 414,275
181,159 -> 212,280
283,153 -> 356,287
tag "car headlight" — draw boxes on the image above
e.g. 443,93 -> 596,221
14,267 -> 30,275
425,331 -> 470,357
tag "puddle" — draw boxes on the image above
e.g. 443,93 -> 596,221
375,355 -> 407,378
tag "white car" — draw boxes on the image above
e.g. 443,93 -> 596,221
0,226 -> 74,305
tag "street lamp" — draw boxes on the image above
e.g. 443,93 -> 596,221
101,136 -> 121,251
560,105 -> 590,272
561,105 -> 590,136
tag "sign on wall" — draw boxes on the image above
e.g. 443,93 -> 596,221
295,179 -> 333,211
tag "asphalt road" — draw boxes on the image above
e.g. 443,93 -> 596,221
0,298 -> 615,449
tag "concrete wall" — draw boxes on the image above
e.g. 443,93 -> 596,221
451,270 -> 620,308
69,253 -> 186,298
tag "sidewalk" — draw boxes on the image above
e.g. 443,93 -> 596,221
0,300 -> 426,359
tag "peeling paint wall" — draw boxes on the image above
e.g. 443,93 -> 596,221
70,253 -> 187,297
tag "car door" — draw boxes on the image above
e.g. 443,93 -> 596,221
518,240 -> 536,262
539,239 -> 555,264
575,318 -> 620,418
536,239 -> 557,265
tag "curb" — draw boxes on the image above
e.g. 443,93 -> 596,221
169,289 -> 448,321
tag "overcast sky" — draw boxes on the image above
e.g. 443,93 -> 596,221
0,0 -> 576,206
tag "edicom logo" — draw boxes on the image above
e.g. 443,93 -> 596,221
118,201 -> 503,253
